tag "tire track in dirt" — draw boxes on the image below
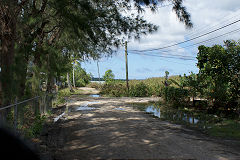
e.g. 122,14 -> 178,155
41,88 -> 240,160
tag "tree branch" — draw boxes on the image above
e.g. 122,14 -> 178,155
44,25 -> 60,34
39,0 -> 47,14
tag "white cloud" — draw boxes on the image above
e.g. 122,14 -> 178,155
84,0 -> 240,79
126,0 -> 240,55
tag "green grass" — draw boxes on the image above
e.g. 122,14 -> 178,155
133,102 -> 240,140
87,82 -> 102,89
93,75 -> 181,97
22,114 -> 46,138
53,88 -> 84,107
207,120 -> 240,140
59,88 -> 83,96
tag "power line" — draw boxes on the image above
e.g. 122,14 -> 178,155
129,27 -> 240,66
129,3 -> 173,10
155,9 -> 240,54
130,52 -> 196,66
155,27 -> 240,52
130,45 -> 196,57
181,27 -> 240,48
130,18 -> 240,52
129,27 -> 240,62
130,52 -> 196,61
131,49 -> 196,58
185,8 -> 240,38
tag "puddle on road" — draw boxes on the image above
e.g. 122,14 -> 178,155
76,106 -> 96,111
89,94 -> 100,97
134,104 -> 200,125
115,108 -> 125,111
145,106 -> 161,118
70,101 -> 100,112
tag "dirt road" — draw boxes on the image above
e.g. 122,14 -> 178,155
41,88 -> 240,160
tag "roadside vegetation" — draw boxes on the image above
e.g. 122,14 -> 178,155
89,40 -> 240,139
1,0 -> 170,130
96,40 -> 240,116
0,0 -> 238,141
53,88 -> 85,107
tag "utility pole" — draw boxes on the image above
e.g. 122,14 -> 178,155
97,61 -> 100,82
125,41 -> 129,94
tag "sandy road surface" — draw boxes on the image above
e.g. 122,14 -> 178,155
40,88 -> 240,160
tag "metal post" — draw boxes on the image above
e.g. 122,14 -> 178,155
97,61 -> 100,82
14,97 -> 18,131
125,41 -> 129,94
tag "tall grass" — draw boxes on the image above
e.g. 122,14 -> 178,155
92,76 -> 183,98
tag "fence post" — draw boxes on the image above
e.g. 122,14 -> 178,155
40,95 -> 43,115
39,95 -> 43,115
45,94 -> 48,114
34,97 -> 39,116
14,97 -> 18,131
65,98 -> 69,117
42,94 -> 47,115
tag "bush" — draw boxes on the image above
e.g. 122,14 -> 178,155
76,79 -> 86,87
147,83 -> 163,97
15,105 -> 47,138
162,86 -> 189,106
129,82 -> 148,97
103,69 -> 115,83
31,114 -> 46,136
53,88 -> 83,107
98,76 -> 181,98
100,82 -> 127,97
87,82 -> 102,90
70,65 -> 91,87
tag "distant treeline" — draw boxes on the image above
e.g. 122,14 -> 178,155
91,77 -> 126,81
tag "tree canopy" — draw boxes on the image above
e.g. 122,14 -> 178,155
0,0 -> 192,108
103,69 -> 115,83
197,40 -> 240,108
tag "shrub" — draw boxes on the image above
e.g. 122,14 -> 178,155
103,69 -> 115,83
53,88 -> 83,107
162,86 -> 189,106
31,114 -> 46,136
87,82 -> 102,90
129,82 -> 148,97
99,76 -> 181,98
70,65 -> 91,87
147,83 -> 163,97
100,82 -> 127,97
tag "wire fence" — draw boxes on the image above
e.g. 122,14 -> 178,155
0,94 -> 56,134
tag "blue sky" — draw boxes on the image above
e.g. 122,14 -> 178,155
82,50 -> 198,79
82,0 -> 240,79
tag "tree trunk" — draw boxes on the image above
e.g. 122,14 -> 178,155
73,67 -> 76,88
46,75 -> 54,93
14,51 -> 29,99
18,63 -> 28,97
0,4 -> 17,119
0,81 -> 2,107
0,13 -> 16,101
67,73 -> 74,92
192,95 -> 195,107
